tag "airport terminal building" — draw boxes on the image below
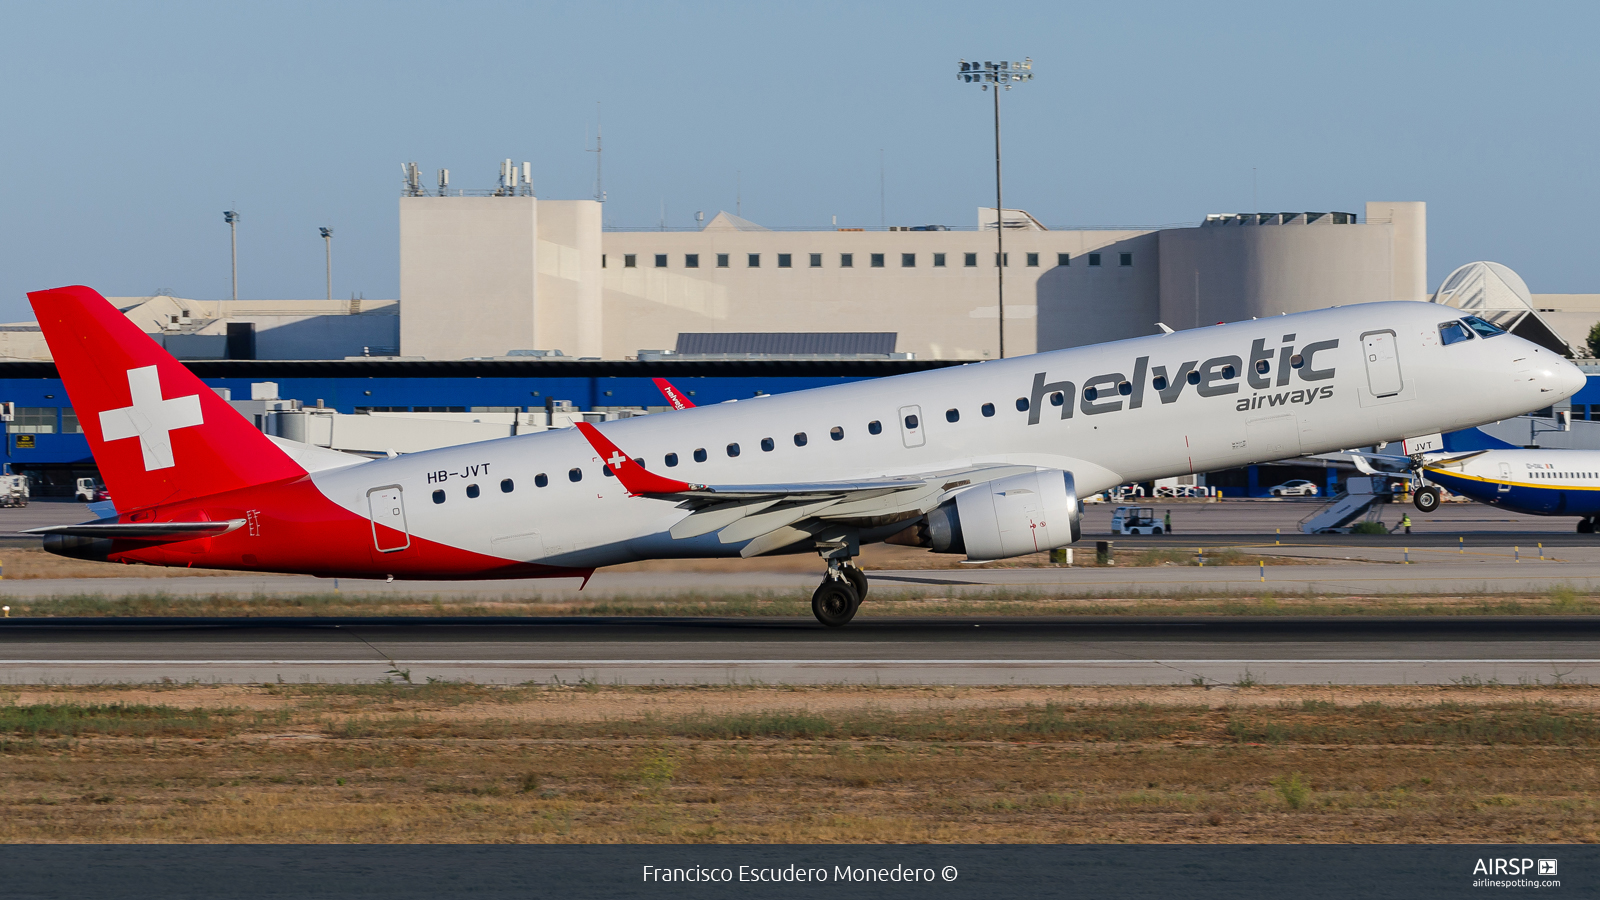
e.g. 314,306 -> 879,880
6,173 -> 1600,495
396,197 -> 1430,362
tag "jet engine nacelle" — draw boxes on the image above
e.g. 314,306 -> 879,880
925,469 -> 1082,561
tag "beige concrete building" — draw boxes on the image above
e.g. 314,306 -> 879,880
395,194 -> 1435,361
398,197 -> 602,359
25,189 -> 1594,365
0,294 -> 398,361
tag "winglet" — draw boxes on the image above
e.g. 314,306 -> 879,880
575,422 -> 701,495
652,377 -> 695,410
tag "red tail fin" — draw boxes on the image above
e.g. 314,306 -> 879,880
28,285 -> 306,512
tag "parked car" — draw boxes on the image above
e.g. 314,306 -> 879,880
1267,479 -> 1319,497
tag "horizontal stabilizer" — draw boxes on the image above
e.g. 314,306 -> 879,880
26,520 -> 244,540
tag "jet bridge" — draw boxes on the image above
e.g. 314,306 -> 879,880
1297,476 -> 1388,534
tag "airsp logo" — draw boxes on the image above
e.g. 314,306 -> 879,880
1472,858 -> 1554,876
1026,335 -> 1339,425
98,366 -> 205,471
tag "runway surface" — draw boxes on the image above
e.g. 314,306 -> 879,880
4,616 -> 1596,686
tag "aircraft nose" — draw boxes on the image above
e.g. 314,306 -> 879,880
1553,357 -> 1588,399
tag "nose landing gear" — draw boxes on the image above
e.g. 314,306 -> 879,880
1413,486 -> 1441,513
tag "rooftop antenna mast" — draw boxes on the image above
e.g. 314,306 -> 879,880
586,103 -> 606,217
401,162 -> 423,197
879,149 -> 885,230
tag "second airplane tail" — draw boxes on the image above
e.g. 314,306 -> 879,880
28,285 -> 307,513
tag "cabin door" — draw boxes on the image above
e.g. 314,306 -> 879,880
1361,330 -> 1404,398
367,485 -> 411,552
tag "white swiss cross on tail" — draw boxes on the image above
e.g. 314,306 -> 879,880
98,366 -> 205,471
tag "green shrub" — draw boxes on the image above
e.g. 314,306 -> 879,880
1273,772 -> 1312,809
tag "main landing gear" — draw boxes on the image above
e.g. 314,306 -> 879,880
1578,518 -> 1595,534
811,534 -> 867,627
1413,486 -> 1442,513
812,559 -> 868,627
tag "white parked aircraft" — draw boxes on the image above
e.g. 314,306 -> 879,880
28,287 -> 1583,625
1400,449 -> 1600,533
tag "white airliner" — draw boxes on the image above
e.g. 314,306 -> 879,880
27,286 -> 1583,625
1402,449 -> 1600,533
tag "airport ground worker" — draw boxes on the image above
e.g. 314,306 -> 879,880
1400,513 -> 1412,535
1164,510 -> 1172,534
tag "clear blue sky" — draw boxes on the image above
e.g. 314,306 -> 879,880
1,0 -> 1595,320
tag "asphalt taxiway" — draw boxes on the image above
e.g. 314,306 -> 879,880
3,616 -> 1596,686
0,555 -> 1597,601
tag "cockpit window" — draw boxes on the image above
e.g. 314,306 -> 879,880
1462,315 -> 1506,338
1439,320 -> 1474,345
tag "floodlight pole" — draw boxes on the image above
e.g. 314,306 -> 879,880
223,209 -> 239,302
958,58 -> 1031,359
993,84 -> 1005,360
320,227 -> 334,301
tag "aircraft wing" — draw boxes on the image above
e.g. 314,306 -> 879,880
1418,450 -> 1490,470
574,421 -> 1028,557
1339,448 -> 1489,474
25,519 -> 246,540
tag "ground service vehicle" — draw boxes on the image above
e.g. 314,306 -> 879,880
1111,506 -> 1162,534
75,477 -> 108,502
0,474 -> 28,508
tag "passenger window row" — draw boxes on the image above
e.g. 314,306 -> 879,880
433,396 -> 1048,504
432,479 -> 516,504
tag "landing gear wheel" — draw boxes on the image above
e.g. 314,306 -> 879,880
1579,518 -> 1595,534
812,580 -> 860,627
1413,486 -> 1441,513
841,565 -> 868,601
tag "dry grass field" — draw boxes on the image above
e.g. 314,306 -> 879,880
1,683 -> 1597,844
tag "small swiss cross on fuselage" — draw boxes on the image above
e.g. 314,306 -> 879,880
607,451 -> 627,469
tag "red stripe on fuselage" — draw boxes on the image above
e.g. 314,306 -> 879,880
105,477 -> 590,582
